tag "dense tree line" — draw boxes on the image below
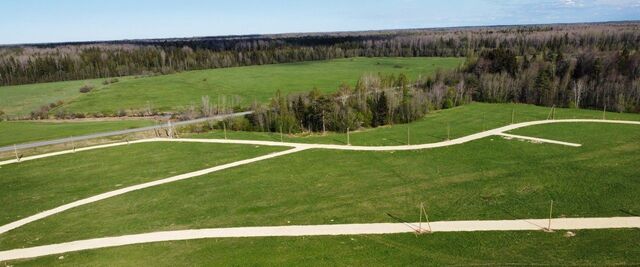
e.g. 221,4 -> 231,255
195,72 -> 469,134
462,46 -> 640,112
1,22 -> 638,86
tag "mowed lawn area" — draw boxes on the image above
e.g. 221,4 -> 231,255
1,106 -> 638,251
190,102 -> 640,146
47,57 -> 461,115
10,230 -> 640,266
0,120 -> 156,147
0,142 -> 285,227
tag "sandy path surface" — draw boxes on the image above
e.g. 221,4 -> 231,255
1,217 -> 638,261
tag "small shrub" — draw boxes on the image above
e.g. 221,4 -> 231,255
79,85 -> 94,93
55,109 -> 68,119
30,105 -> 50,120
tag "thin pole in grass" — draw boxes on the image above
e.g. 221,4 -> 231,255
603,104 -> 607,120
346,127 -> 351,145
407,126 -> 411,145
547,105 -> 555,120
223,122 -> 227,140
482,112 -> 486,131
447,122 -> 451,141
322,111 -> 326,135
511,108 -> 515,124
418,202 -> 431,234
13,144 -> 19,162
547,200 -> 554,232
71,136 -> 76,152
280,124 -> 283,142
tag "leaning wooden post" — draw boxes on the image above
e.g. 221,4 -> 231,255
482,113 -> 486,131
223,122 -> 228,140
547,200 -> 554,232
14,144 -> 19,162
418,203 -> 423,233
425,211 -> 432,233
322,111 -> 326,135
419,202 -> 431,234
511,108 -> 515,124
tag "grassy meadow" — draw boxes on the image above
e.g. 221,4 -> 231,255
0,78 -> 114,118
1,108 -> 638,250
189,102 -> 640,146
0,57 -> 463,117
0,142 -> 285,226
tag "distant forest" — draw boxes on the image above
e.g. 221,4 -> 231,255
1,22 -> 639,113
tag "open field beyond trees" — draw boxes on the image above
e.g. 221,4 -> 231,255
0,57 -> 463,117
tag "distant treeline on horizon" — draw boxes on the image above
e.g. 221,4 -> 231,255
1,21 -> 639,113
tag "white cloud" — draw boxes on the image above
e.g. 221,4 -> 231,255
564,0 -> 578,6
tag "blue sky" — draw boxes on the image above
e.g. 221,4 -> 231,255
1,0 -> 639,45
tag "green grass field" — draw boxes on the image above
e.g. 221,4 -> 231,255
0,120 -> 156,147
0,142 -> 284,227
0,57 -> 463,117
189,102 -> 640,146
1,106 -> 638,251
0,78 -> 127,118
9,230 -> 639,266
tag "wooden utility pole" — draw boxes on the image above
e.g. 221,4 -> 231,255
603,105 -> 607,120
347,127 -> 351,145
407,126 -> 411,145
280,124 -> 284,142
